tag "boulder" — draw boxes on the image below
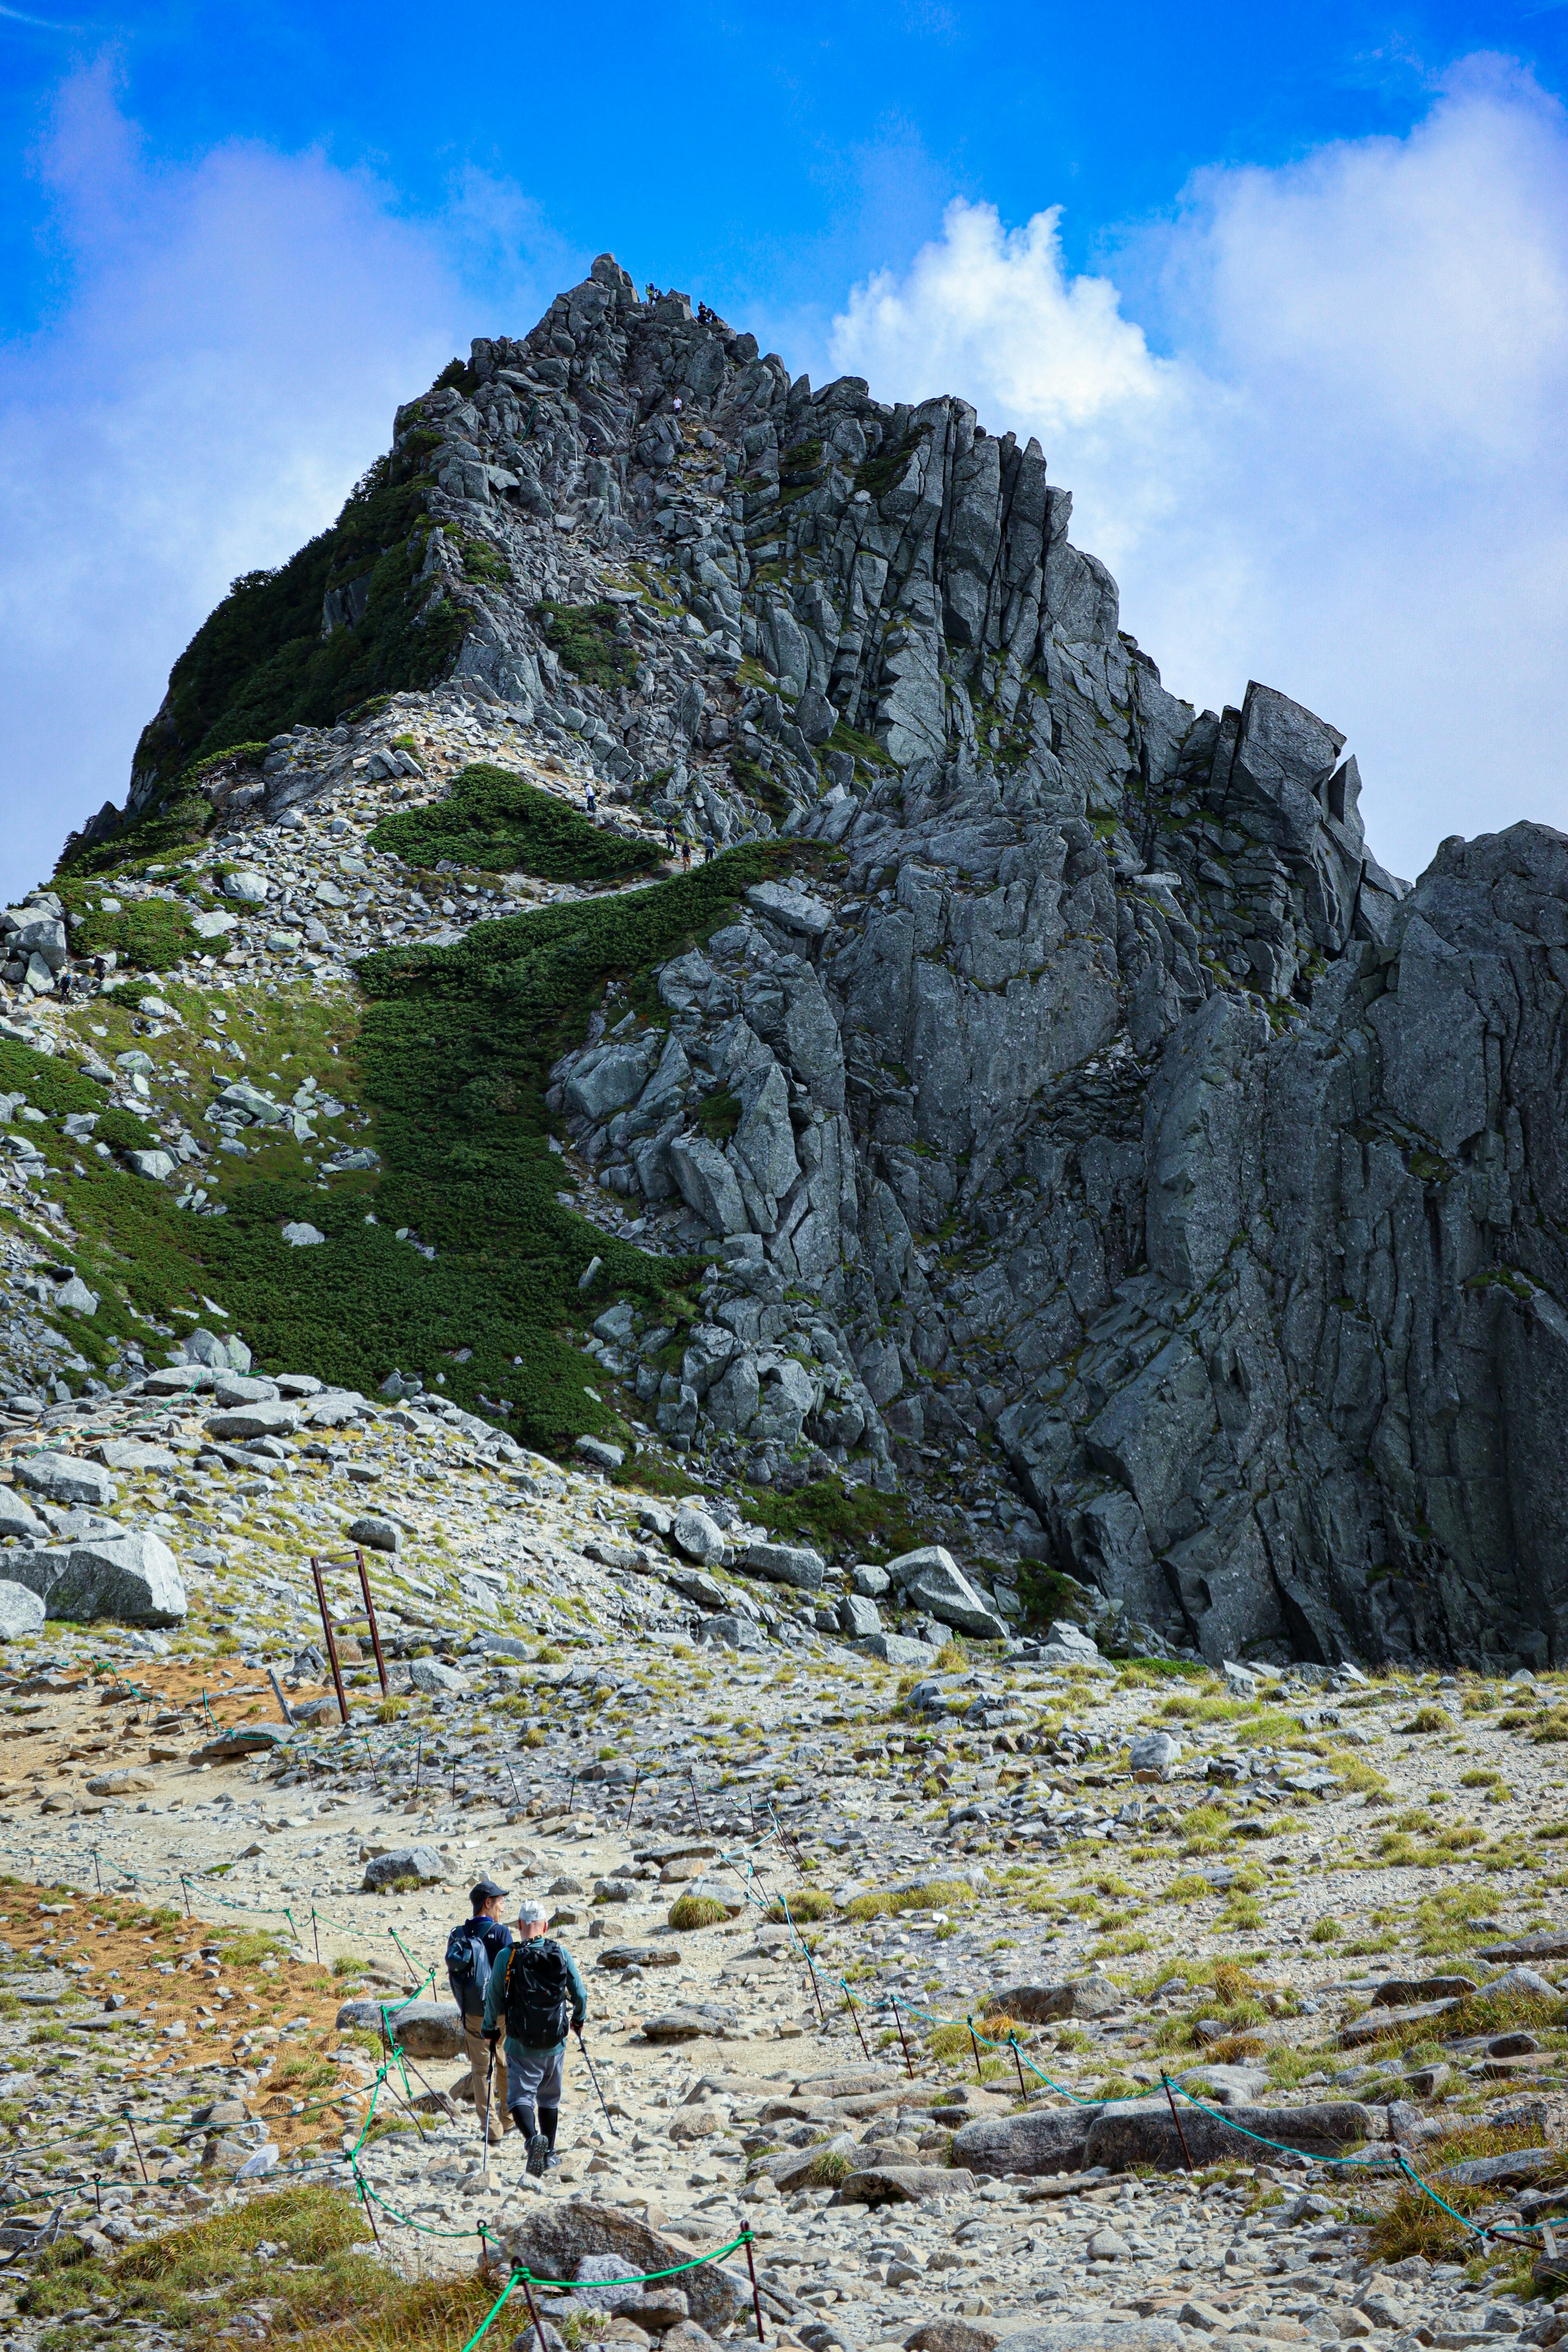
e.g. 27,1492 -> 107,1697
904,2326 -> 1002,2352
575,1436 -> 625,1472
85,1769 -> 155,1796
993,1977 -> 1122,2025
408,1658 -> 468,1694
212,1374 -> 279,1405
1128,1732 -> 1183,1780
0,1492 -> 48,1541
886,1546 -> 1006,1639
1480,1932 -> 1568,1964
361,1845 -> 446,1893
950,2104 -> 1102,2177
1045,1620 -> 1100,1660
745,881 -> 833,939
95,1440 -> 177,1473
10,1529 -> 187,1626
851,1564 -> 891,1598
281,1221 -> 325,1247
498,2203 -> 746,2333
673,1504 -> 726,1563
1369,1975 -> 1478,2008
127,1150 -> 176,1182
0,1581 -> 45,1639
335,1997 -> 465,2058
695,1612 -> 768,1653
853,1633 -> 938,1667
598,1945 -> 681,1971
838,1594 -> 882,1638
744,1539 -> 825,1592
1085,2098 -> 1379,2173
1339,1998 -> 1462,2048
639,2005 -> 738,2040
13,1452 -> 116,1509
346,1515 -> 402,1553
829,2163 -> 976,2205
205,1403 -> 301,1440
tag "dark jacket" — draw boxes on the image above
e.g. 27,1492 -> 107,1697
454,1914 -> 511,2019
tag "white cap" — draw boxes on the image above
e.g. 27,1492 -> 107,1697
517,1898 -> 549,1927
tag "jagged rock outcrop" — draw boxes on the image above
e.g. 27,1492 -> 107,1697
88,254 -> 1568,1670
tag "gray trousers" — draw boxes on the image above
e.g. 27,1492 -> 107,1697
504,2038 -> 564,2126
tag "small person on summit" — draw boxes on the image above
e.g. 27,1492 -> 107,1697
484,1896 -> 587,2176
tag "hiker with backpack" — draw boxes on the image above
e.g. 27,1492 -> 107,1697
446,1878 -> 512,2145
482,1895 -> 588,2176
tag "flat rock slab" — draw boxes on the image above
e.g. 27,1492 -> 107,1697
966,2327 -> 1184,2352
1085,2098 -> 1379,2173
1340,1998 -> 1461,2047
903,2325 -> 1001,2352
829,2163 -> 976,2205
599,1946 -> 681,1970
499,2201 -> 745,2332
993,1978 -> 1122,2024
951,2105 -> 1102,2177
639,2006 -> 739,2040
1370,1975 -> 1477,2007
1436,2148 -> 1554,2189
1481,1932 -> 1568,1962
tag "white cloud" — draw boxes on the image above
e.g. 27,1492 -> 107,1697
0,63 -> 577,901
828,59 -> 1568,884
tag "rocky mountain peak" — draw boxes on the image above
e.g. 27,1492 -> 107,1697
7,254 -> 1564,1676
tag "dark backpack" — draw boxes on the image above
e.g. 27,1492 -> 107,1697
445,1920 -> 493,2017
501,1937 -> 572,2046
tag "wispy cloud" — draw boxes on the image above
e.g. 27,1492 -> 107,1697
0,61 -> 571,899
828,56 -> 1568,883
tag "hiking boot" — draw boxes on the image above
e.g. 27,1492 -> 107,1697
526,2129 -> 550,2178
545,2151 -> 561,2170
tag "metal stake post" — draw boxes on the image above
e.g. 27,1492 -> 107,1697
308,1555 -> 350,1725
1160,2071 -> 1195,2174
742,2229 -> 767,2343
844,1986 -> 871,2063
891,1996 -> 915,2080
123,2110 -> 149,2186
519,2272 -> 546,2348
1009,2034 -> 1027,2097
353,1549 -> 388,1692
687,1767 -> 706,1835
967,2016 -> 983,2082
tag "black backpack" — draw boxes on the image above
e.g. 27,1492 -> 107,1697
445,1920 -> 493,2017
501,1937 -> 572,2046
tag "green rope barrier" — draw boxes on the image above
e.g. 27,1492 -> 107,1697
459,2270 -> 522,2352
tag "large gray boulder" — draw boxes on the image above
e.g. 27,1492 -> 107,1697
886,1546 -> 1006,1639
951,2103 -> 1103,2177
1085,2098 -> 1380,2173
205,1403 -> 301,1440
9,1529 -> 186,1626
335,1997 -> 463,2058
993,1976 -> 1123,2024
0,1492 -> 48,1542
744,1539 -> 825,1591
361,1845 -> 446,1892
499,2203 -> 746,2332
13,1452 -> 116,1510
0,1581 -> 45,1639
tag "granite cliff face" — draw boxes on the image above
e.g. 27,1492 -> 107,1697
93,255 -> 1568,1670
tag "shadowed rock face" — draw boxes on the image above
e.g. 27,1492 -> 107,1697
113,254 -> 1568,1670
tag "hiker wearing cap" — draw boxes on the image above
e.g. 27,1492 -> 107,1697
483,1896 -> 587,2176
447,1879 -> 512,2143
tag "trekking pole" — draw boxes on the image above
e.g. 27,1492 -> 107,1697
574,2025 -> 618,2138
480,2034 -> 497,2174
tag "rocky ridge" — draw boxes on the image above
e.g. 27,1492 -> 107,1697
3,249 -> 1565,1684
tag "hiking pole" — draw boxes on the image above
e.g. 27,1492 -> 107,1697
574,2026 -> 618,2138
480,2033 -> 498,2174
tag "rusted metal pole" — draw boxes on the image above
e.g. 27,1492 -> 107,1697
892,1996 -> 914,2080
354,1550 -> 389,1695
844,1985 -> 871,2063
967,2016 -> 983,2082
743,2228 -> 766,2343
519,2271 -> 546,2347
1161,2071 -> 1195,2174
123,2109 -> 149,2185
310,1555 -> 350,1725
1009,2033 -> 1027,2097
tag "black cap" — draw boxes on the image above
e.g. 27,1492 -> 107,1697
470,1877 -> 508,1908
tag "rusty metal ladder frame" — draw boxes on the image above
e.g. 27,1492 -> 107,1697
307,1548 -> 389,1724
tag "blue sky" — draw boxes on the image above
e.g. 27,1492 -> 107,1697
2,1 -> 1567,895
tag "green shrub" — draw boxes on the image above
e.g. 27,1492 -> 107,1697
98,1107 -> 158,1154
369,763 -> 661,883
71,897 -> 201,972
536,601 -> 637,691
842,1877 -> 972,1922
